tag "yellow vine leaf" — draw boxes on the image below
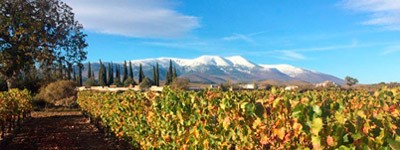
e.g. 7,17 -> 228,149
193,127 -> 199,138
260,134 -> 269,145
335,111 -> 346,124
293,122 -> 303,135
203,139 -> 209,149
357,110 -> 366,119
177,112 -> 184,125
223,117 -> 231,130
312,136 -> 323,150
273,127 -> 286,140
252,118 -> 262,129
311,117 -> 323,135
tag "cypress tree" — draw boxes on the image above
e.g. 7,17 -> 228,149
129,61 -> 133,79
169,60 -> 173,81
108,63 -> 114,85
165,71 -> 170,85
106,63 -> 110,85
165,60 -> 173,85
115,64 -> 120,82
172,66 -> 177,81
87,61 -> 91,79
102,64 -> 107,86
77,64 -> 82,86
152,66 -> 156,85
92,71 -> 95,80
123,61 -> 128,82
156,63 -> 160,86
98,60 -> 107,86
97,60 -> 104,86
139,64 -> 145,83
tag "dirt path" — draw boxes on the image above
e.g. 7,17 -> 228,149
1,111 -> 128,150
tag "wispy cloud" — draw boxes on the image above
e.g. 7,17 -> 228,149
244,50 -> 307,61
64,0 -> 200,38
292,41 -> 359,52
278,50 -> 306,60
223,34 -> 254,43
222,32 -> 264,44
142,41 -> 208,50
246,42 -> 361,61
341,0 -> 400,31
381,45 -> 400,55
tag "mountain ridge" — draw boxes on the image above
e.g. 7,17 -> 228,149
83,55 -> 345,85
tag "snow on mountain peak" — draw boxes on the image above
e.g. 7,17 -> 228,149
225,56 -> 257,68
190,55 -> 232,67
261,64 -> 305,77
129,55 -> 260,69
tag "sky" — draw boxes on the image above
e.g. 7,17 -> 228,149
63,0 -> 400,84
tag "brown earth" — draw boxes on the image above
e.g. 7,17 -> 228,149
1,111 -> 133,150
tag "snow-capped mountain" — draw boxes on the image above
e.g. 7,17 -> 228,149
83,55 -> 344,84
260,64 -> 344,84
261,64 -> 306,78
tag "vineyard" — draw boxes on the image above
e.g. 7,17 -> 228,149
0,89 -> 32,138
77,87 -> 400,149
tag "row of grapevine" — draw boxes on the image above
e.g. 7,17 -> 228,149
0,89 -> 33,138
77,87 -> 400,149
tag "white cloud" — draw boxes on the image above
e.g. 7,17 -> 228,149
342,0 -> 400,30
222,32 -> 264,44
64,0 -> 200,38
248,50 -> 307,61
294,42 -> 359,52
223,33 -> 255,43
278,50 -> 306,60
142,41 -> 207,49
245,42 -> 362,61
382,45 -> 400,55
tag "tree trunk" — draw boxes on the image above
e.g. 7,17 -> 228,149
67,63 -> 72,80
6,74 -> 17,90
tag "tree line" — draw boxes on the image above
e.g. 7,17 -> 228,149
81,60 -> 178,88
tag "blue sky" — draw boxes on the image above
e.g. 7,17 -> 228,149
64,0 -> 400,84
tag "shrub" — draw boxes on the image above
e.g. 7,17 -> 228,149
112,79 -> 123,87
36,80 -> 77,107
139,77 -> 152,89
170,78 -> 189,90
123,77 -> 136,87
84,78 -> 97,88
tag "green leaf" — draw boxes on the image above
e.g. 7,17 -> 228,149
338,145 -> 351,150
273,98 -> 280,108
352,133 -> 362,141
313,105 -> 322,116
311,117 -> 323,135
388,138 -> 400,150
220,102 -> 226,110
254,102 -> 265,118
241,102 -> 248,110
343,134 -> 350,143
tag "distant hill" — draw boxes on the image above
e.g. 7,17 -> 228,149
82,55 -> 345,85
